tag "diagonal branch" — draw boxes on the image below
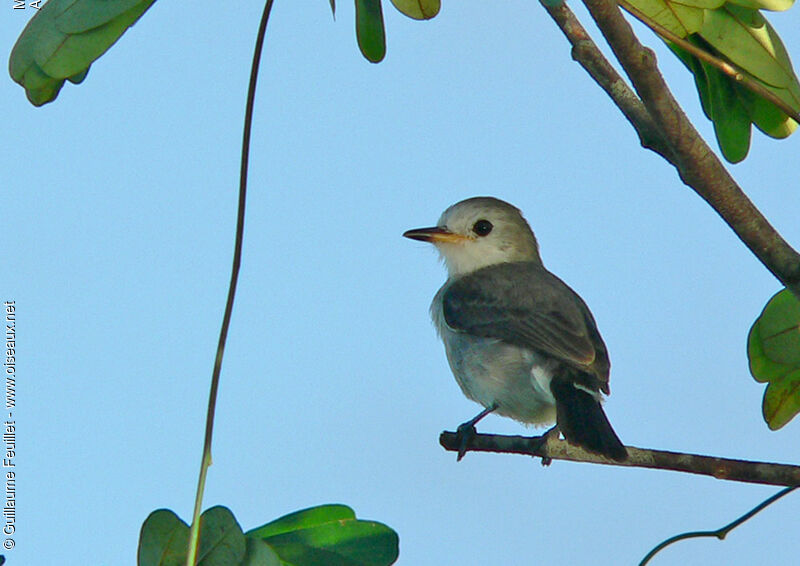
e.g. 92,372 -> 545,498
543,0 -> 800,296
440,431 -> 800,487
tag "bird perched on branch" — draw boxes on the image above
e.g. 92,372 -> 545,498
404,197 -> 627,461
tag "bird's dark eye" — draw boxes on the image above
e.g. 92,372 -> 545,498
472,219 -> 493,236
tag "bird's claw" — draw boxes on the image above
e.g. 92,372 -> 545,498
455,422 -> 477,461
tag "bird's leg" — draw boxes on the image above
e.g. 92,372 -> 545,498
454,403 -> 498,461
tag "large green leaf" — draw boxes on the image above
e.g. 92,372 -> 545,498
138,509 -> 190,566
247,504 -> 399,566
748,289 -> 800,430
390,0 -> 440,19
138,507 -> 281,566
702,57 -> 752,162
9,0 -> 155,106
355,0 -> 386,63
195,506 -> 248,565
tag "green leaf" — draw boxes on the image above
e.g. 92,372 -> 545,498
754,290 -> 800,364
355,0 -> 386,63
701,58 -> 752,162
247,505 -> 399,566
196,506 -> 248,565
389,0 -> 440,19
762,370 -> 800,431
748,289 -> 800,430
138,509 -> 190,566
138,507 -> 249,566
9,0 -> 155,106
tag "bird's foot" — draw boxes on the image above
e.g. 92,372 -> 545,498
454,421 -> 477,462
453,404 -> 498,461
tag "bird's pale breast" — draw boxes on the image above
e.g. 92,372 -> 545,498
431,284 -> 558,426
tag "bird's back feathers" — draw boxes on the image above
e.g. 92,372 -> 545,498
441,261 -> 611,395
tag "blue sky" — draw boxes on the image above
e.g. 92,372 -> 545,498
4,2 -> 800,565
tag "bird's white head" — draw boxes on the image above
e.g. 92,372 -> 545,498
404,197 -> 542,277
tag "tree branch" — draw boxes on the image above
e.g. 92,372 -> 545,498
639,485 -> 798,565
440,431 -> 800,487
544,0 -> 800,295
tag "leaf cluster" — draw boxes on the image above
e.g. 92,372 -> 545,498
138,505 -> 399,566
622,0 -> 799,161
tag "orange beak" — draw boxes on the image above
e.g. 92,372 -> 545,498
403,227 -> 470,244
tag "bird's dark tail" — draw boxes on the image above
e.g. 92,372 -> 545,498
550,376 -> 628,461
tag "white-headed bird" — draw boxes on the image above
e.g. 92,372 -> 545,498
404,197 -> 627,461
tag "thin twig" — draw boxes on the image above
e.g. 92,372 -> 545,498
185,1 -> 275,564
639,485 -> 799,565
619,0 -> 800,125
439,431 -> 800,487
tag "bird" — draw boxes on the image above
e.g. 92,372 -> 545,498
403,196 -> 627,461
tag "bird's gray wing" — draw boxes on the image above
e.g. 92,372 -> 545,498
442,262 -> 609,384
